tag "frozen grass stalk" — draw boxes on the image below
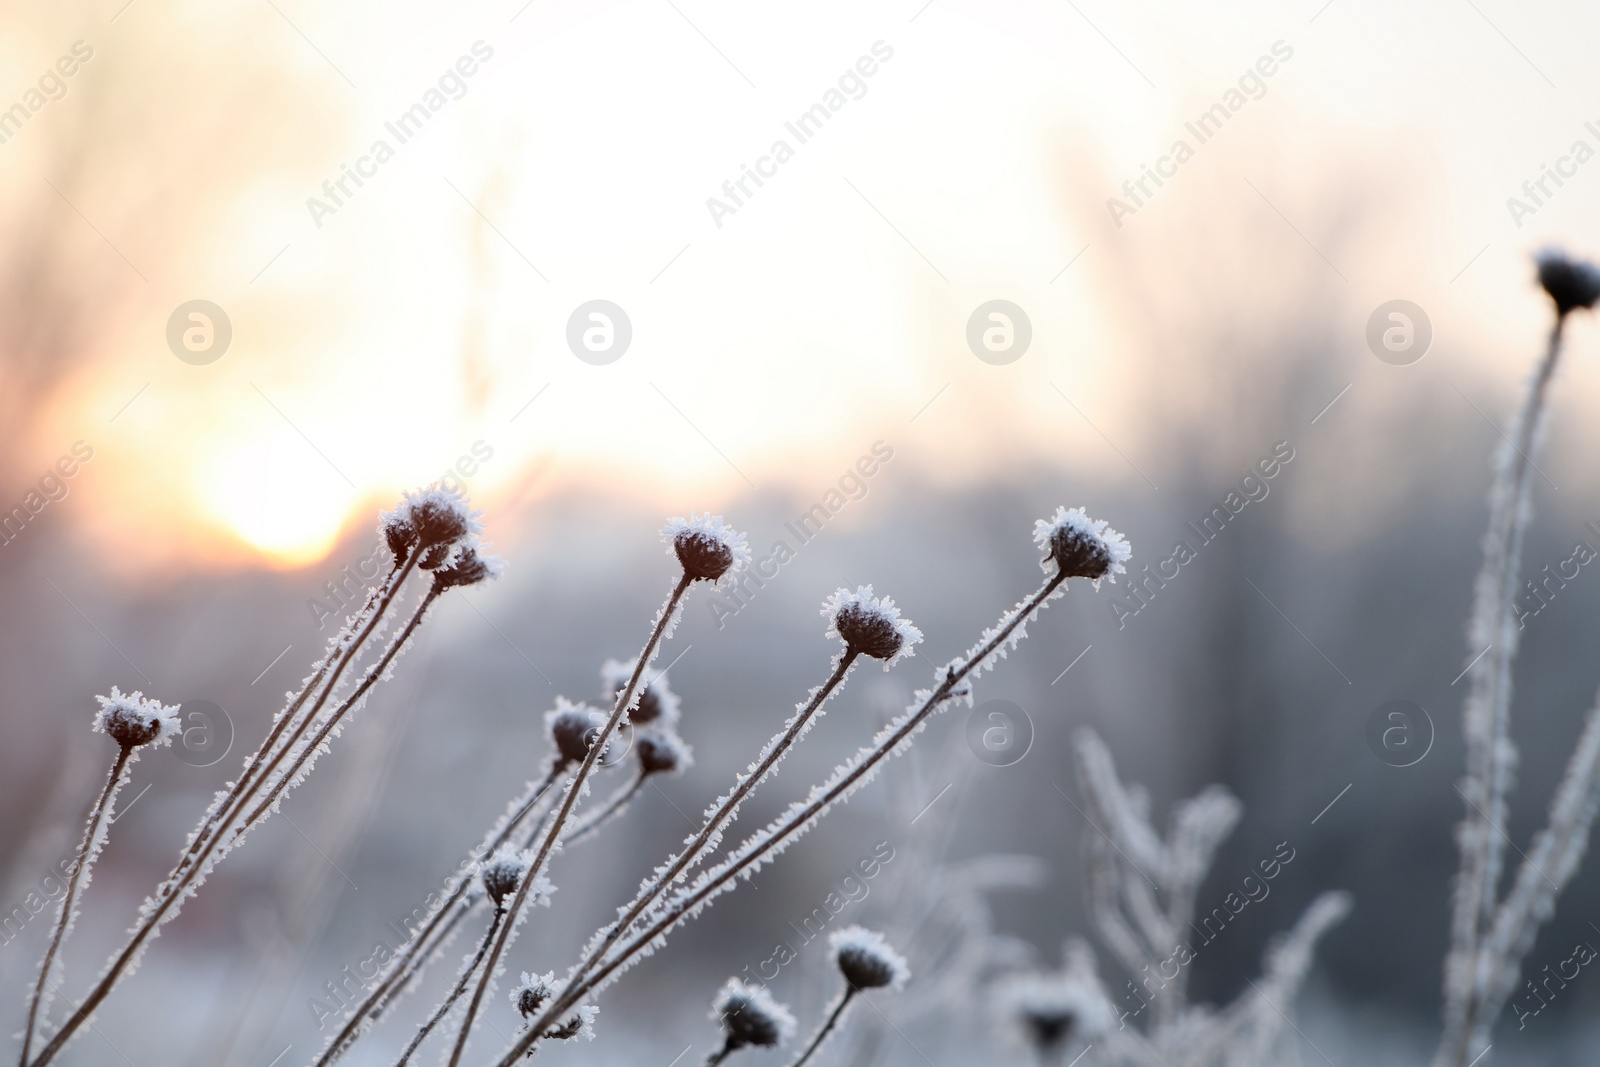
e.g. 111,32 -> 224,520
443,515 -> 747,1067
786,927 -> 908,1067
18,690 -> 179,1067
1437,250 -> 1600,1067
499,507 -> 1128,1065
24,487 -> 496,1067
562,585 -> 920,998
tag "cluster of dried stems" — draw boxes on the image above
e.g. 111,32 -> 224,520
18,252 -> 1600,1067
16,494 -> 1133,1067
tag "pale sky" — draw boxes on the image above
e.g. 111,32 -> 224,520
7,0 -> 1600,568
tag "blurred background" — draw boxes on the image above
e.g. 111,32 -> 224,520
6,0 -> 1600,1063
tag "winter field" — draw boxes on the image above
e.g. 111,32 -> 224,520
6,2 -> 1600,1066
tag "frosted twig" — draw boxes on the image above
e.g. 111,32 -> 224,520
28,495 -> 495,1067
505,506 -> 1129,1066
788,989 -> 855,1067
563,644 -> 866,998
446,569 -> 698,1067
1439,251 -> 1600,1067
310,767 -> 563,1067
562,771 -> 647,847
21,690 -> 179,1067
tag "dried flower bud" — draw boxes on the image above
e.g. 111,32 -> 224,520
541,1003 -> 598,1041
1536,249 -> 1600,316
383,516 -> 416,563
824,587 -> 922,666
829,926 -> 909,991
635,727 -> 693,777
512,972 -> 556,1019
480,848 -> 530,909
93,687 -> 181,751
712,978 -> 796,1052
432,542 -> 506,591
992,972 -> 1113,1055
663,514 -> 749,584
545,700 -> 607,768
600,658 -> 681,727
381,485 -> 481,565
1033,507 -> 1131,583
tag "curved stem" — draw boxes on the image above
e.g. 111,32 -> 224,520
788,988 -> 856,1067
30,574 -> 431,1067
311,768 -> 563,1067
20,747 -> 130,1067
562,652 -> 860,1005
396,908 -> 505,1067
447,572 -> 693,1067
506,571 -> 1070,1066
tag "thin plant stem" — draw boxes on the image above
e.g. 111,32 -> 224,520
311,768 -> 562,1067
1441,317 -> 1566,1067
507,570 -> 1070,1066
563,771 -> 647,846
29,573 -> 434,1067
395,908 -> 505,1067
563,652 -> 861,999
788,987 -> 856,1067
168,558 -> 409,890
241,586 -> 443,829
447,572 -> 694,1067
19,747 -> 130,1067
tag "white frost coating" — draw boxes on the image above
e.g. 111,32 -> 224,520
661,513 -> 751,587
563,558 -> 1097,1014
550,1002 -> 600,1042
829,925 -> 910,989
600,658 -> 681,727
1032,506 -> 1132,584
381,482 -> 484,542
823,585 -> 924,667
711,978 -> 797,1043
92,687 -> 182,748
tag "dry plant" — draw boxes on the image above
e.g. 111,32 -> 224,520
1433,251 -> 1600,1067
15,496 -> 1132,1067
982,729 -> 1350,1067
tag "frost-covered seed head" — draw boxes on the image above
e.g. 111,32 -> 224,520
829,926 -> 910,991
401,484 -> 478,548
546,700 -> 606,768
712,978 -> 796,1051
992,972 -> 1113,1054
542,1004 -> 598,1041
383,516 -> 416,563
825,587 -> 922,665
1033,507 -> 1131,583
663,514 -> 750,584
635,727 -> 693,777
601,658 -> 681,727
1536,249 -> 1600,316
480,849 -> 530,908
432,542 -> 506,591
512,972 -> 556,1019
93,688 -> 181,750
